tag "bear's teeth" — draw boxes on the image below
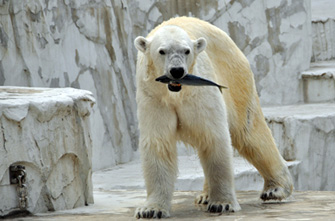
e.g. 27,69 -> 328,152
169,83 -> 181,87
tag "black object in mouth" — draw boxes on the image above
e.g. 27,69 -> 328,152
155,74 -> 227,93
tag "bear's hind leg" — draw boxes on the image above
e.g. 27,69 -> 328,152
233,108 -> 293,201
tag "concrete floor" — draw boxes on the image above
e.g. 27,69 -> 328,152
6,155 -> 335,220
11,190 -> 335,220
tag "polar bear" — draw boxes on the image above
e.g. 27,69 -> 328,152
134,17 -> 293,219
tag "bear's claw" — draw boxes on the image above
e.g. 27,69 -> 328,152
135,207 -> 169,219
261,186 -> 288,201
207,202 -> 235,213
195,193 -> 209,205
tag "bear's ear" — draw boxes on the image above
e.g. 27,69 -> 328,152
194,37 -> 207,54
134,36 -> 149,53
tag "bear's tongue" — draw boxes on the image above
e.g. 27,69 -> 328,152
168,82 -> 182,92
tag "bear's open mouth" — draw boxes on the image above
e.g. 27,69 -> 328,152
168,82 -> 182,92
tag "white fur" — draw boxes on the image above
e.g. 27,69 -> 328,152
135,26 -> 239,218
134,17 -> 292,219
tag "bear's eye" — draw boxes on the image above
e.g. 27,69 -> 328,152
159,50 -> 165,55
185,49 -> 190,55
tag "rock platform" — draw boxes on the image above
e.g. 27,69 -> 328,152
0,87 -> 95,216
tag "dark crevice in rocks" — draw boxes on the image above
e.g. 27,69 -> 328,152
0,61 -> 6,85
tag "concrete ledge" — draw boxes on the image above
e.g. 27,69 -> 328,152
301,61 -> 335,103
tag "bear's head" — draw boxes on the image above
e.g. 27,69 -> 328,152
134,25 -> 207,81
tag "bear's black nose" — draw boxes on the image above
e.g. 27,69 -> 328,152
170,67 -> 185,79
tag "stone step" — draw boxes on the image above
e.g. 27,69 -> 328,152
263,103 -> 335,191
311,0 -> 335,61
93,155 -> 299,192
94,103 -> 335,194
300,61 -> 335,103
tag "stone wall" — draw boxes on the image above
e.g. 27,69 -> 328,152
0,0 -> 312,170
0,0 -> 137,171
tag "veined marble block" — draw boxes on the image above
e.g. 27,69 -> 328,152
0,87 -> 95,216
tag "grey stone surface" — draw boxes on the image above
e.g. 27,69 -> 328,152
0,87 -> 94,216
0,0 -> 313,170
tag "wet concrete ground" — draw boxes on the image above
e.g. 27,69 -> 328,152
11,190 -> 335,220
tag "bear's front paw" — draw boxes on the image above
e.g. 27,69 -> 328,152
207,201 -> 235,213
195,193 -> 209,204
135,207 -> 169,219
